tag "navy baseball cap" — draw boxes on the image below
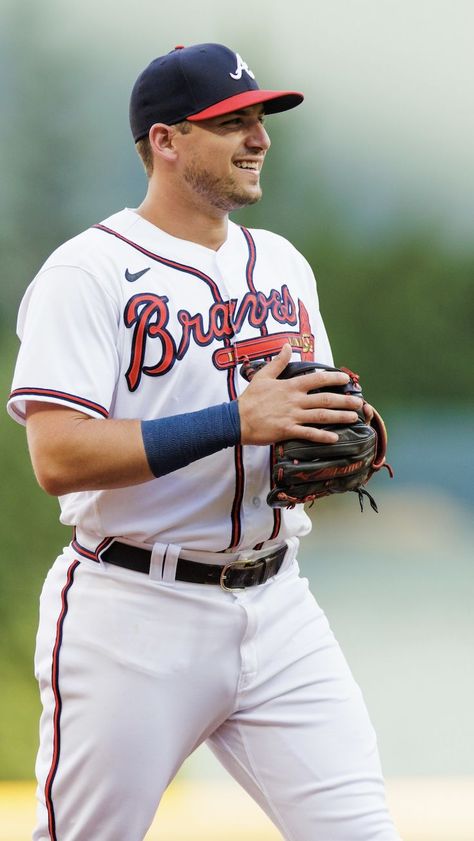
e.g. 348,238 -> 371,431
129,43 -> 304,142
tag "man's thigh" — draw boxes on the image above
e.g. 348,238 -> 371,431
208,567 -> 401,841
33,554 -> 243,841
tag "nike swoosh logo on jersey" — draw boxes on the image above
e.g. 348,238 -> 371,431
125,267 -> 151,282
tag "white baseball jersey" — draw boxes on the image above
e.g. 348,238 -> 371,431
8,208 -> 333,554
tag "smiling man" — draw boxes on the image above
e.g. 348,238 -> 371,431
180,107 -> 269,207
8,43 -> 401,841
138,104 -> 271,242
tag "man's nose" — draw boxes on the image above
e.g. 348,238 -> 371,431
246,121 -> 271,151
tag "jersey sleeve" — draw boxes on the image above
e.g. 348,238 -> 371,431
7,265 -> 121,425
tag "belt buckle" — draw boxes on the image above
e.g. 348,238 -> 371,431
220,558 -> 265,591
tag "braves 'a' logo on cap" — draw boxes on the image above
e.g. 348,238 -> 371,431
229,53 -> 255,81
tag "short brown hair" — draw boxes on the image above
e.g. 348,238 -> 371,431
135,121 -> 193,177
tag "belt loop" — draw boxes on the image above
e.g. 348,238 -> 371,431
150,543 -> 181,582
149,543 -> 167,581
282,537 -> 299,571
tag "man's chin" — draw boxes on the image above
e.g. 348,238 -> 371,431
230,187 -> 262,210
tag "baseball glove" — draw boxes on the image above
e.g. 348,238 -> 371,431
241,359 -> 393,512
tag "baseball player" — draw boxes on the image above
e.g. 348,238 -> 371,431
8,43 -> 401,841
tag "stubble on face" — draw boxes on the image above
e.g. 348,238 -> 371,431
182,159 -> 262,212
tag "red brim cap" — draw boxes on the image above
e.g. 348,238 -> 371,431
187,89 -> 304,121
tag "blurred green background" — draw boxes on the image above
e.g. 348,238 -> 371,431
1,0 -> 473,790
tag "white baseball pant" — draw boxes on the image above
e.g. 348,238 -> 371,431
32,541 -> 401,841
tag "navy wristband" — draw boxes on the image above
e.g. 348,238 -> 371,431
141,401 -> 241,478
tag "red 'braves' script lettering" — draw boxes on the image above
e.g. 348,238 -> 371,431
176,285 -> 297,359
124,285 -> 299,390
124,294 -> 177,391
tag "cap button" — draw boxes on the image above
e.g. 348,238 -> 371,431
174,44 -> 185,50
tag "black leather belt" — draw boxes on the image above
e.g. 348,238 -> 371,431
99,542 -> 287,590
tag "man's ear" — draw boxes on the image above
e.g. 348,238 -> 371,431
148,123 -> 180,162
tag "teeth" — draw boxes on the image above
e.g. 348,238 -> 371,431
235,161 -> 258,170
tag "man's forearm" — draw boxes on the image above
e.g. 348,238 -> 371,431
26,405 -> 152,495
26,401 -> 241,496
